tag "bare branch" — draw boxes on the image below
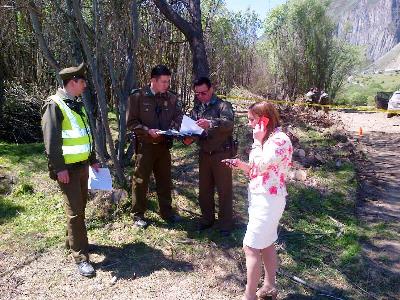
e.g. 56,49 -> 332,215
50,0 -> 94,39
27,1 -> 61,85
72,0 -> 126,184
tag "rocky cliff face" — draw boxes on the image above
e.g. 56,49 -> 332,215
331,0 -> 400,61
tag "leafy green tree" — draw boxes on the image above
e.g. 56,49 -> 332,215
263,0 -> 362,99
202,1 -> 261,91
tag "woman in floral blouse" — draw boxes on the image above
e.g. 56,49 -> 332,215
223,101 -> 293,300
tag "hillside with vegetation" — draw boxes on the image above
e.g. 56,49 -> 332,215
335,72 -> 400,106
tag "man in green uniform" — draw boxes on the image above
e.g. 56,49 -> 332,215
184,77 -> 235,236
126,65 -> 183,228
41,63 -> 100,277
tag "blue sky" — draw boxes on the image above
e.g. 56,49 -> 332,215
224,0 -> 287,19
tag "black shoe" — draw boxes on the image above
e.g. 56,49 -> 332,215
133,216 -> 148,229
77,261 -> 95,277
197,222 -> 213,231
219,230 -> 231,237
165,214 -> 182,224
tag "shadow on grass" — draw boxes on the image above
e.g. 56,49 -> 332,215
279,183 -> 358,298
0,196 -> 24,224
144,210 -> 246,250
281,182 -> 400,298
91,242 -> 193,279
145,173 -> 248,250
0,142 -> 46,172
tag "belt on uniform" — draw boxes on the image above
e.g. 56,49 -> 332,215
201,149 -> 229,155
67,160 -> 89,167
139,141 -> 167,145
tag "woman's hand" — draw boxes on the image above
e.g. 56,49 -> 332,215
221,158 -> 251,173
253,123 -> 267,144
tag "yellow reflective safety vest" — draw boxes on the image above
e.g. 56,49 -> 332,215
50,95 -> 92,164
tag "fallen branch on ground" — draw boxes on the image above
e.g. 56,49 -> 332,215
0,252 -> 42,277
278,269 -> 345,300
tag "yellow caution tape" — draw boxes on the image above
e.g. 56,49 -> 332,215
217,94 -> 400,115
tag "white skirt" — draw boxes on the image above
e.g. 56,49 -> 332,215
243,191 -> 286,249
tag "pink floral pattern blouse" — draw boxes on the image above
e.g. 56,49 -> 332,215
248,127 -> 293,196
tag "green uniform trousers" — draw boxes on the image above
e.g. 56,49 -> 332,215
58,165 -> 89,263
199,150 -> 233,231
132,142 -> 173,219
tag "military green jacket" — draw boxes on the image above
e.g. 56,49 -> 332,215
126,86 -> 183,144
41,88 -> 97,177
190,95 -> 234,153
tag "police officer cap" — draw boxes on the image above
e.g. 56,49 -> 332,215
59,63 -> 86,81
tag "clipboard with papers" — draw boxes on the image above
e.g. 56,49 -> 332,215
158,115 -> 204,137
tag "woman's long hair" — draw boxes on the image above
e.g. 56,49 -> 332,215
248,101 -> 281,144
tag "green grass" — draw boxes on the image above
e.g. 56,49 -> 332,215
0,142 -> 47,173
0,142 -> 64,253
0,122 -> 397,298
335,73 -> 400,106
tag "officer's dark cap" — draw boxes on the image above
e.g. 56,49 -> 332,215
59,63 -> 86,81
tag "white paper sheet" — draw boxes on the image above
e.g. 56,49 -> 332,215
88,167 -> 113,191
179,115 -> 204,135
157,129 -> 182,136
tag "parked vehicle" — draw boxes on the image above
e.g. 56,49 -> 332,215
374,91 -> 392,110
387,91 -> 400,118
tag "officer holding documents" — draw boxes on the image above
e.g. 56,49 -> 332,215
41,63 -> 100,277
184,77 -> 235,237
126,65 -> 183,228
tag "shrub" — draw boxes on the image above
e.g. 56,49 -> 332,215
350,93 -> 368,106
13,183 -> 35,195
0,82 -> 44,143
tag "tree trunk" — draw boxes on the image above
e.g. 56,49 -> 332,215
0,60 -> 5,117
119,0 -> 140,164
152,0 -> 210,79
27,1 -> 62,85
72,0 -> 126,185
188,33 -> 210,78
65,0 -> 107,166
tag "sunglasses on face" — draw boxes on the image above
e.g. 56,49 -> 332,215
194,90 -> 209,96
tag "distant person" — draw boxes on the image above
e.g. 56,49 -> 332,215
311,87 -> 320,105
41,63 -> 100,277
319,90 -> 330,112
126,65 -> 183,228
222,101 -> 293,300
183,77 -> 235,237
305,88 -> 314,103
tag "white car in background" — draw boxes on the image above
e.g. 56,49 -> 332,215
388,91 -> 400,118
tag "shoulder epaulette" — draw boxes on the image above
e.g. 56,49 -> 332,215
130,88 -> 141,95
